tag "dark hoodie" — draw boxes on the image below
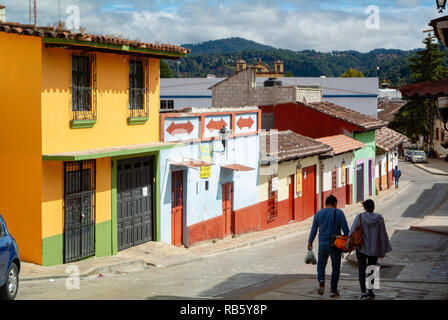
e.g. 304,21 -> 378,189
349,212 -> 392,257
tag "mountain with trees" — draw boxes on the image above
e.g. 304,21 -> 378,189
181,37 -> 276,54
162,37 -> 448,86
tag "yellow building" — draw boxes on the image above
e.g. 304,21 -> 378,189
0,22 -> 189,265
236,58 -> 284,77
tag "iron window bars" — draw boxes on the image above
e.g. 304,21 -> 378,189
128,57 -> 150,119
71,53 -> 97,121
63,160 -> 96,263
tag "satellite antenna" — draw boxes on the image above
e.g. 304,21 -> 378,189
28,0 -> 37,26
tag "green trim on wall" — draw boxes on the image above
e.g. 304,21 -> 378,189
42,38 -> 187,59
353,130 -> 377,203
127,117 -> 149,125
111,159 -> 118,255
42,142 -> 183,161
70,119 -> 97,129
96,220 -> 113,257
41,219 -> 114,266
42,233 -> 64,266
111,151 -> 162,254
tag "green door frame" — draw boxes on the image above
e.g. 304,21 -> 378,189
111,151 -> 161,255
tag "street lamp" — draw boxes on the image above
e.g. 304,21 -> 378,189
437,0 -> 447,13
436,97 -> 448,131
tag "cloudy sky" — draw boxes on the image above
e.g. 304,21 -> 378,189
0,0 -> 444,52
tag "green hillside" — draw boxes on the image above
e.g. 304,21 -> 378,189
166,38 -> 448,86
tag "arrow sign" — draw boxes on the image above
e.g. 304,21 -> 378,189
206,118 -> 227,131
167,121 -> 194,136
237,117 -> 254,130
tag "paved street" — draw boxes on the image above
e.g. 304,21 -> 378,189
16,161 -> 448,300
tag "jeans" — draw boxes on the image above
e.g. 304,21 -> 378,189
394,178 -> 399,188
317,243 -> 342,292
356,250 -> 378,293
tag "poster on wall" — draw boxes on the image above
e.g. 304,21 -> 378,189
296,168 -> 302,197
200,146 -> 211,179
341,163 -> 346,186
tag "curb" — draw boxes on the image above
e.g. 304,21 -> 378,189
21,259 -> 147,282
413,164 -> 448,176
409,226 -> 448,236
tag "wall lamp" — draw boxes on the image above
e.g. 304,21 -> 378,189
437,0 -> 447,13
212,125 -> 231,155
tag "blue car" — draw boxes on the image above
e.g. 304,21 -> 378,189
0,214 -> 20,300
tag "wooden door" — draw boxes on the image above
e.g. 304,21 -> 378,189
288,175 -> 295,221
345,167 -> 351,204
171,171 -> 183,246
222,183 -> 233,235
302,166 -> 316,219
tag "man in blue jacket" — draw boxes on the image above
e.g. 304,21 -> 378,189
392,166 -> 401,189
308,195 -> 349,297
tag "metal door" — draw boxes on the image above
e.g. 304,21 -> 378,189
117,157 -> 154,251
64,160 -> 96,263
171,171 -> 183,246
356,163 -> 364,203
222,183 -> 233,235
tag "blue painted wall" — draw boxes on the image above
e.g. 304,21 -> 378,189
159,134 -> 259,244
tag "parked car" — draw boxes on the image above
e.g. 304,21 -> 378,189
0,214 -> 20,300
405,149 -> 415,162
411,150 -> 428,163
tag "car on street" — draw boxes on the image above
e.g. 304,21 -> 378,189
410,150 -> 428,163
0,214 -> 20,300
405,149 -> 415,161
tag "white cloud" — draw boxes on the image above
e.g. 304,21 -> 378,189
0,0 -> 437,52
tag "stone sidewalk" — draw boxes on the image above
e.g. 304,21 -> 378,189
220,178 -> 448,301
218,274 -> 448,300
414,158 -> 448,176
220,227 -> 448,300
20,181 -> 409,282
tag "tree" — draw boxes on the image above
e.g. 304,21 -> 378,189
390,37 -> 448,150
341,68 -> 364,77
160,60 -> 174,78
285,71 -> 293,77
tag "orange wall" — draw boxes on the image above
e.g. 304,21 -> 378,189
0,32 -> 43,264
41,48 -> 161,154
41,157 -> 112,239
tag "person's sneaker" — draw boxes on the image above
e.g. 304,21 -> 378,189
367,290 -> 375,299
317,281 -> 325,295
330,291 -> 340,297
360,293 -> 369,300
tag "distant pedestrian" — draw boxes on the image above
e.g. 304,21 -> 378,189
392,166 -> 401,189
349,199 -> 392,300
307,195 -> 349,297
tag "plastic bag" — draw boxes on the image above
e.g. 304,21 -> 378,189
304,250 -> 317,265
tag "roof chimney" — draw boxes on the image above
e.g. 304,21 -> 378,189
0,5 -> 5,22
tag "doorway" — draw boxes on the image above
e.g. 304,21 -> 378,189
222,182 -> 233,236
171,170 -> 184,246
